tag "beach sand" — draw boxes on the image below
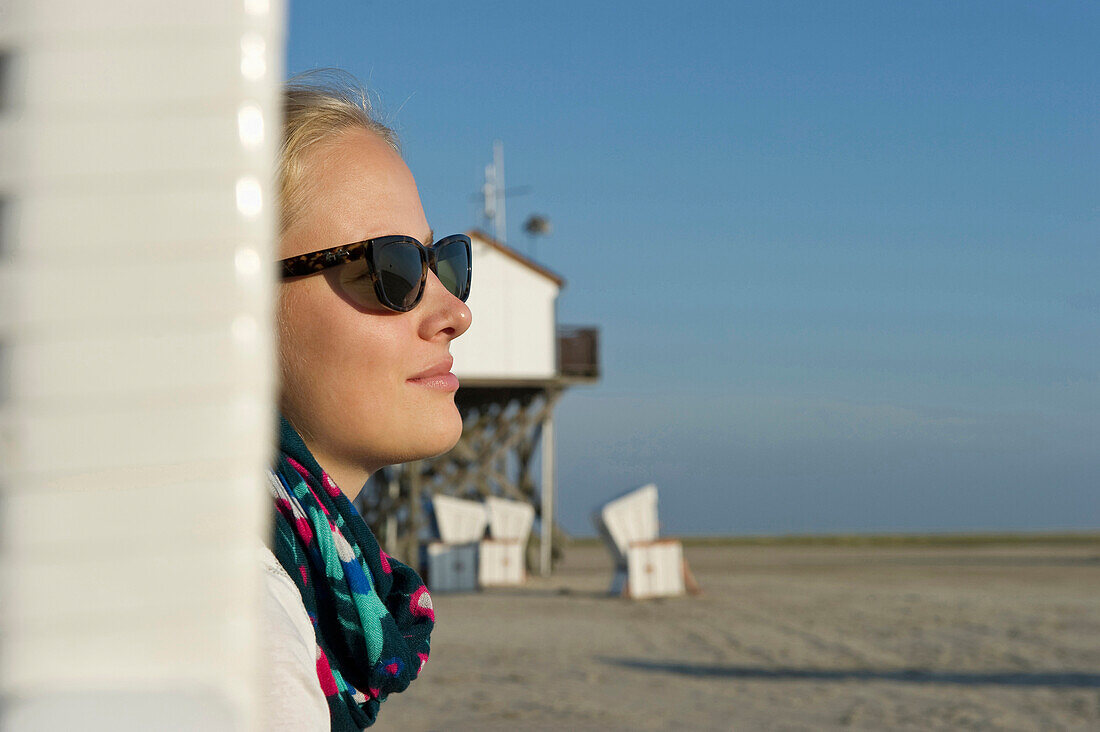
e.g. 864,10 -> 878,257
373,542 -> 1100,731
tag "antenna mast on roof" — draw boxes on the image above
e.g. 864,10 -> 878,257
482,140 -> 506,243
478,141 -> 531,245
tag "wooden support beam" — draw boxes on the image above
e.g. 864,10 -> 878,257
540,406 -> 555,577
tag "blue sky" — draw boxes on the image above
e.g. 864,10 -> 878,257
287,1 -> 1099,536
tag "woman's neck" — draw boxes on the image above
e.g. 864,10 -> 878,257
303,442 -> 373,502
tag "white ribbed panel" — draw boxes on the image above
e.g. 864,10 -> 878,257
0,1 -> 284,730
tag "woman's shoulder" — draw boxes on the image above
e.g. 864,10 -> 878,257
257,542 -> 330,731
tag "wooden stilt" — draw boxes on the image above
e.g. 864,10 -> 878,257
539,407 -> 555,577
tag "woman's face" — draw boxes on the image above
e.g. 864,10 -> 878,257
277,127 -> 472,492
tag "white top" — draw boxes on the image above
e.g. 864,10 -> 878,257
257,544 -> 330,731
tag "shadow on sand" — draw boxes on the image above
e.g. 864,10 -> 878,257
599,658 -> 1100,688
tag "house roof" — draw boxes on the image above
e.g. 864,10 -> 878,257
466,229 -> 566,288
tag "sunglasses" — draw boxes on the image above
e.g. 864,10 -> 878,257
279,233 -> 472,312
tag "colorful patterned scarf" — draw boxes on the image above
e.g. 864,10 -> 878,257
268,415 -> 434,729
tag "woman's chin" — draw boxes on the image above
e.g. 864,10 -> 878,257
419,418 -> 464,459
382,414 -> 464,465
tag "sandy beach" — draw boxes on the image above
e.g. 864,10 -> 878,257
372,541 -> 1100,731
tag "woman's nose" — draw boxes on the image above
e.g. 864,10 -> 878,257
418,270 -> 472,341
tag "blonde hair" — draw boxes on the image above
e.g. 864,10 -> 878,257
278,71 -> 399,235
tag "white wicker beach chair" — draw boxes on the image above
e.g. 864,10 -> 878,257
426,495 -> 488,592
593,484 -> 697,599
480,497 -> 535,587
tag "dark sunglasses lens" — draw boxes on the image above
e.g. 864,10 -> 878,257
375,240 -> 424,310
435,240 -> 470,300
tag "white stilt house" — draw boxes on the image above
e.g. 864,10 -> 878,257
449,232 -> 563,383
362,230 -> 599,578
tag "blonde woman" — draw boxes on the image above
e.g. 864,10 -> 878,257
260,74 -> 471,730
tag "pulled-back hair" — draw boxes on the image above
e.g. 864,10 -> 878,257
279,70 -> 399,235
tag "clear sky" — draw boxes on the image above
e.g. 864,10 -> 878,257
287,1 -> 1099,536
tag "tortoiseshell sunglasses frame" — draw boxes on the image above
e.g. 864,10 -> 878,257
278,233 -> 471,312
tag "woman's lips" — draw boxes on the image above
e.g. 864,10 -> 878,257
407,372 -> 460,391
407,357 -> 459,391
